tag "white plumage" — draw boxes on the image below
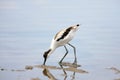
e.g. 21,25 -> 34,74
43,24 -> 80,65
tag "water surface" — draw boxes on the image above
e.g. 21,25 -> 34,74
0,0 -> 120,80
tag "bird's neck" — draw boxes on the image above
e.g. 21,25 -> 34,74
47,40 -> 57,56
47,48 -> 55,57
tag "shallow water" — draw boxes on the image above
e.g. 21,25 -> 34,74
0,26 -> 120,80
0,0 -> 120,80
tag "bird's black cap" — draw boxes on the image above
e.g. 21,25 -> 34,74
43,49 -> 51,65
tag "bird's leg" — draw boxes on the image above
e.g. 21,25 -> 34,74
67,43 -> 77,65
59,63 -> 67,75
59,45 -> 68,64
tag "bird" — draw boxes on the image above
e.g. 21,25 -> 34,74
43,24 -> 80,65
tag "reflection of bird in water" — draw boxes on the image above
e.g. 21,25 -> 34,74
43,68 -> 57,80
42,64 -> 77,80
43,24 -> 80,65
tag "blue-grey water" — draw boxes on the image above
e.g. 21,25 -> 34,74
0,0 -> 120,80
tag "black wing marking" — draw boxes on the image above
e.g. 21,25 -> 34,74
56,27 -> 73,41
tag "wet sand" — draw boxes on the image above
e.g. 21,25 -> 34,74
107,67 -> 120,74
0,62 -> 88,80
0,62 -> 120,80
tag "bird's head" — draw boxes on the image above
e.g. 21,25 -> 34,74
43,49 -> 51,65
